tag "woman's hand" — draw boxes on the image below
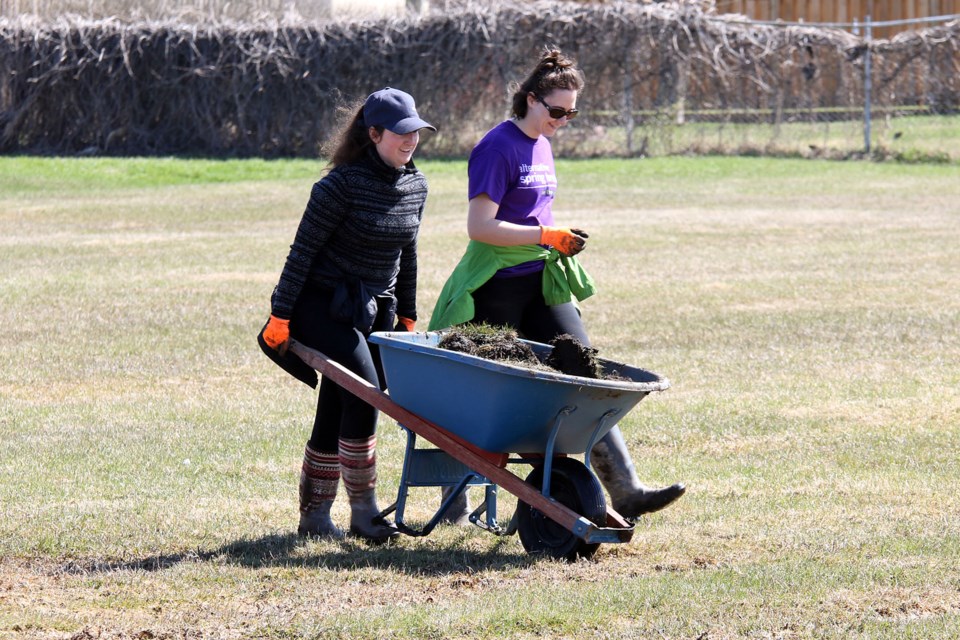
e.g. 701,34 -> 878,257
394,316 -> 416,332
262,315 -> 291,354
539,226 -> 589,256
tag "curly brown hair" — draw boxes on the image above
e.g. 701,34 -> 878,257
323,102 -> 384,169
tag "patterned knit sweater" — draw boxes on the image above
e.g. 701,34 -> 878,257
271,149 -> 428,324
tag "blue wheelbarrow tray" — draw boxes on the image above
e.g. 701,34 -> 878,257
368,331 -> 670,455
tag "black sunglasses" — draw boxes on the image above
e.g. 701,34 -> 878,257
535,95 -> 579,120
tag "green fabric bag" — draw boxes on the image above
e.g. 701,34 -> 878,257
428,241 -> 596,331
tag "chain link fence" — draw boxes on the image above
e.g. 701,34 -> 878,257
592,11 -> 959,163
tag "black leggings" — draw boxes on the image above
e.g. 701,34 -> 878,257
470,270 -> 590,347
290,286 -> 395,453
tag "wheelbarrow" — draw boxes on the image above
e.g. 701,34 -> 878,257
289,331 -> 670,560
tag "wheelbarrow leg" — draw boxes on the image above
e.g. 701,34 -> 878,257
386,426 -> 500,537
464,484 -> 505,535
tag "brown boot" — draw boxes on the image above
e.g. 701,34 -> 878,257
339,436 -> 398,544
591,427 -> 685,519
297,444 -> 343,538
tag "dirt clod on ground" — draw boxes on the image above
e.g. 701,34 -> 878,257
438,324 -> 614,379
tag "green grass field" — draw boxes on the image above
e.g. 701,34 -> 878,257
1,155 -> 959,639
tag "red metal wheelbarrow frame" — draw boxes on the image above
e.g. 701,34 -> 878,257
289,340 -> 635,546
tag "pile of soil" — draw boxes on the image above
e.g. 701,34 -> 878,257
437,324 -> 616,380
544,334 -> 604,379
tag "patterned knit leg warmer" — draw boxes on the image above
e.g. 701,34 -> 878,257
300,445 -> 340,509
338,436 -> 377,498
339,436 -> 398,544
297,444 -> 343,538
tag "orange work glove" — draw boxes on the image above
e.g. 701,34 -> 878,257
262,314 -> 291,354
394,316 -> 416,332
539,225 -> 589,256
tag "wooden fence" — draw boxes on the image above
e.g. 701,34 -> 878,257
714,0 -> 960,37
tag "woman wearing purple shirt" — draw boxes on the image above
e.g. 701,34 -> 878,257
436,49 -> 685,524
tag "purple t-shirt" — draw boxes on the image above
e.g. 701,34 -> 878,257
468,120 -> 557,277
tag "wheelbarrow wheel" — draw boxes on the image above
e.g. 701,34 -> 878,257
517,457 -> 606,561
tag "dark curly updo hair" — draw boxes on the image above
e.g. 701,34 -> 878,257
511,48 -> 585,119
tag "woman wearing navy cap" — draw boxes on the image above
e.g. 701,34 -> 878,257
259,88 -> 435,542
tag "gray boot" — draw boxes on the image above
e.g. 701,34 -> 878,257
340,436 -> 399,544
298,498 -> 343,539
297,445 -> 344,539
346,490 -> 399,544
438,486 -> 472,526
590,426 -> 685,519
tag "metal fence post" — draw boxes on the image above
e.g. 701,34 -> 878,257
623,61 -> 635,156
864,14 -> 873,154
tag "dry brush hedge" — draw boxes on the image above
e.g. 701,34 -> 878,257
1,1 -> 958,157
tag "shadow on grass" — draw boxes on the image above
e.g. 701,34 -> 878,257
60,531 -> 536,577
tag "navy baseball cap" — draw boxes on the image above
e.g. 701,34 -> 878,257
363,87 -> 436,134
